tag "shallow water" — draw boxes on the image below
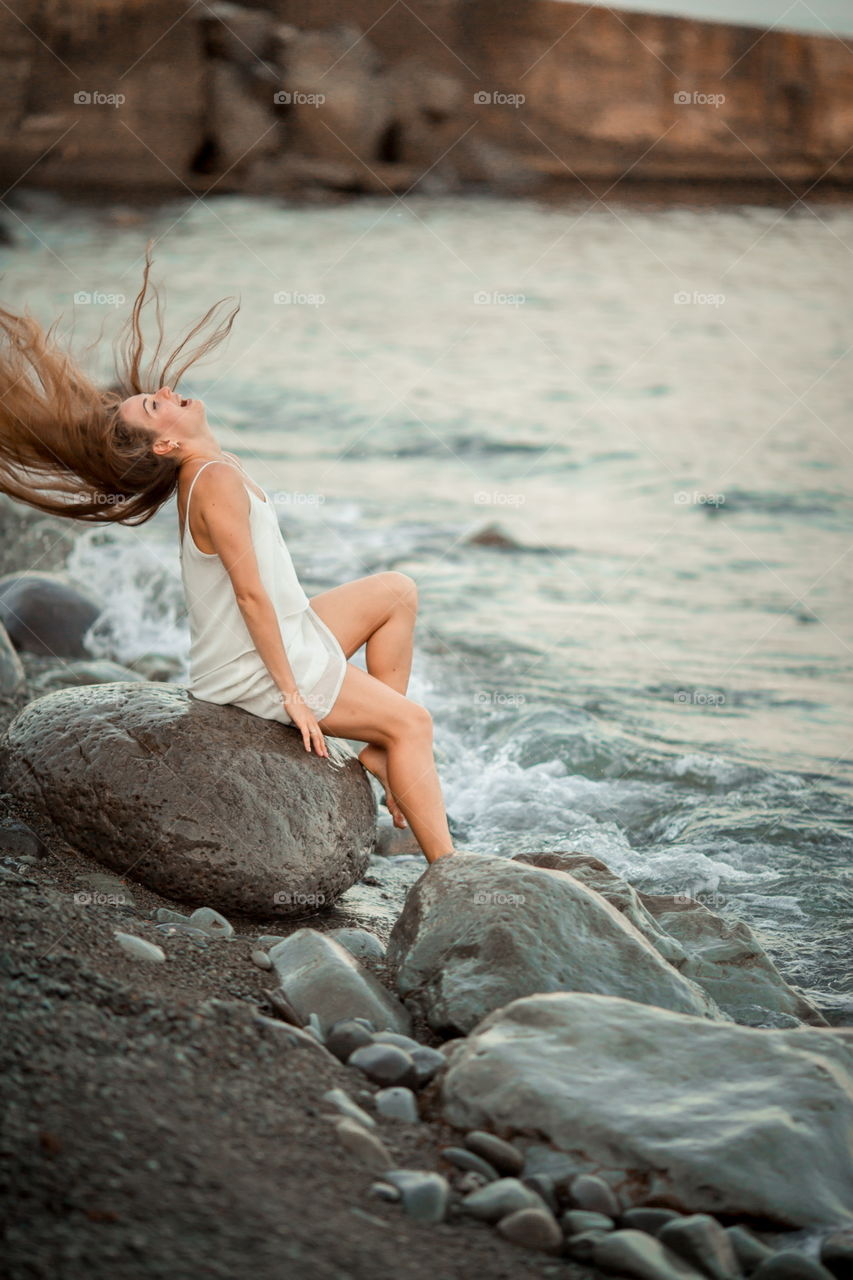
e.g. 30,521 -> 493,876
3,189 -> 851,1022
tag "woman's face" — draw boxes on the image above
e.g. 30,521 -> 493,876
120,385 -> 204,436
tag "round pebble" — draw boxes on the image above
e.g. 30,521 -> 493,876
622,1207 -> 684,1236
113,932 -> 165,964
348,1043 -> 417,1088
323,1088 -> 376,1130
409,1045 -> 446,1087
374,1087 -> 419,1123
326,1018 -> 374,1063
441,1146 -> 498,1182
562,1209 -> 615,1236
334,1118 -> 392,1172
497,1207 -> 563,1254
752,1253 -> 839,1280
250,950 -> 273,970
461,1178 -> 544,1224
570,1173 -> 620,1218
464,1130 -> 524,1176
188,907 -> 233,938
381,1170 -> 449,1224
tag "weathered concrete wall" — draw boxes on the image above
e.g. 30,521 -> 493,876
0,0 -> 850,198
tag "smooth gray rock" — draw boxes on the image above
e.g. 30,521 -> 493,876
460,1177 -> 544,1223
113,932 -> 166,964
441,1146 -> 498,1181
497,1207 -> 563,1254
188,907 -> 234,938
464,1130 -> 524,1176
334,1118 -> 392,1171
371,1031 -> 421,1051
441,991 -> 853,1227
375,1087 -> 419,1123
386,854 -> 725,1034
323,1087 -> 377,1130
381,1170 -> 449,1224
348,1043 -> 417,1088
326,1018 -> 376,1063
269,930 -> 411,1037
523,1173 -> 558,1213
327,927 -> 385,961
0,571 -> 102,657
567,1229 -> 613,1261
658,1214 -> 741,1280
563,1209 -> 616,1235
251,950 -> 273,970
515,851 -> 827,1027
409,1044 -> 446,1087
0,683 -> 374,915
369,1181 -> 400,1202
752,1255 -> 838,1280
822,1230 -> 853,1280
726,1227 -> 774,1275
624,1209 -> 686,1236
594,1229 -> 707,1280
570,1173 -> 621,1217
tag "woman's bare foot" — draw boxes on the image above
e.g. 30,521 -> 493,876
358,744 -> 408,828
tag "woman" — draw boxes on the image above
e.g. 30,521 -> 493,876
0,255 -> 457,864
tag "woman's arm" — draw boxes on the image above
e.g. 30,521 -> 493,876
195,464 -> 329,755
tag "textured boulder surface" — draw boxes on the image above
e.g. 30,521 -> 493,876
386,854 -> 726,1034
0,682 -> 375,915
441,991 -> 853,1229
514,851 -> 827,1027
0,571 -> 104,658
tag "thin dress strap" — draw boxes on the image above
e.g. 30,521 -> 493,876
182,459 -> 242,547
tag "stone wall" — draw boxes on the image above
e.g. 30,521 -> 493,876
0,0 -> 850,198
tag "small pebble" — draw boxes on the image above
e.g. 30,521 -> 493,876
306,1012 -> 324,1042
381,1170 -> 449,1224
562,1209 -> 615,1236
374,1087 -> 419,1123
348,1043 -> 417,1088
155,908 -> 188,924
154,923 -> 207,939
409,1045 -> 446,1087
322,1088 -> 376,1130
497,1207 -> 563,1254
659,1213 -> 740,1280
464,1130 -> 524,1176
328,928 -> 385,961
188,907 -> 233,938
257,935 -> 287,948
369,1182 -> 400,1202
441,1146 -> 498,1182
334,1118 -> 392,1172
727,1225 -> 774,1274
371,1030 -> 422,1052
113,932 -> 165,964
250,950 -> 273,970
461,1178 -> 543,1224
523,1172 -> 558,1213
566,1229 -> 612,1261
752,1253 -> 838,1280
570,1173 -> 620,1218
326,1019 -> 375,1063
622,1208 -> 684,1236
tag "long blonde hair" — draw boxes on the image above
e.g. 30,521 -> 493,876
0,249 -> 238,525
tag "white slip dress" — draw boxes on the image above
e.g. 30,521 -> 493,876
179,459 -> 347,726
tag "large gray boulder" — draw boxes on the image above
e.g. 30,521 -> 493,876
385,854 -> 726,1034
0,682 -> 375,915
441,991 -> 853,1229
0,571 -> 103,658
514,851 -> 827,1027
270,929 -> 411,1036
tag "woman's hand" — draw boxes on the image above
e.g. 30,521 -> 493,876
279,688 -> 329,757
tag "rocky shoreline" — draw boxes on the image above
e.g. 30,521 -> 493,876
1,494 -> 852,1276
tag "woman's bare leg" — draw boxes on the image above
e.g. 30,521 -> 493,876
311,571 -> 418,828
317,663 -> 454,863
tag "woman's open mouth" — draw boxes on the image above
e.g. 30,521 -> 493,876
180,397 -> 191,407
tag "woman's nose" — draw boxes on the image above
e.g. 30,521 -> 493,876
156,385 -> 172,397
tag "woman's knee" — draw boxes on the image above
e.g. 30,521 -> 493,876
380,570 -> 418,613
389,700 -> 432,741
